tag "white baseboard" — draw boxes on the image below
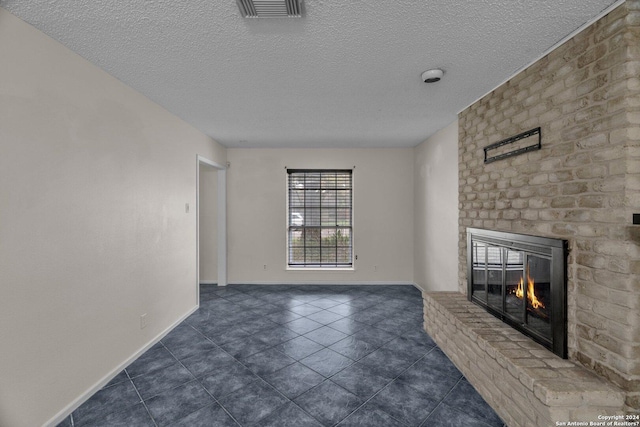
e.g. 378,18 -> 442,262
227,281 -> 416,286
228,282 -> 424,294
45,305 -> 199,427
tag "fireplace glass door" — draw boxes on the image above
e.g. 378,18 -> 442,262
467,228 -> 567,358
525,254 -> 551,338
504,248 -> 524,319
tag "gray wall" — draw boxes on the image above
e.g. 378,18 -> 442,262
413,121 -> 459,291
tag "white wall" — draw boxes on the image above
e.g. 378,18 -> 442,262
199,164 -> 218,283
413,120 -> 459,291
226,148 -> 414,284
0,9 -> 226,427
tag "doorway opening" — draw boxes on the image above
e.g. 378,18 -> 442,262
197,156 -> 227,306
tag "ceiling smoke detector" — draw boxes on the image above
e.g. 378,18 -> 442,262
237,0 -> 302,18
421,68 -> 444,83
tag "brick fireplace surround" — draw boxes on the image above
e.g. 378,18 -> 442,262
423,1 -> 640,424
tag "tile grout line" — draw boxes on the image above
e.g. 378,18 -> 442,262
418,375 -> 465,427
216,288 -> 359,426
200,285 -> 424,426
125,366 -> 159,427
328,346 -> 439,426
160,337 -> 244,426
262,317 -> 433,426
205,292 -> 321,426
71,368 -> 158,427
69,285 -> 440,426
185,307 -> 300,426
418,376 -> 502,427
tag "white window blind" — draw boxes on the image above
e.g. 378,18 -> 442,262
287,169 -> 352,268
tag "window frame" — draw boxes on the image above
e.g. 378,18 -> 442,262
286,168 -> 354,270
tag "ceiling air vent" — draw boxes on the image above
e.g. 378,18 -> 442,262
237,0 -> 302,18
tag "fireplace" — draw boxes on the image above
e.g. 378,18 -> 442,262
467,228 -> 568,358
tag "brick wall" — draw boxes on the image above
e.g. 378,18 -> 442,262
423,293 -> 625,426
458,1 -> 640,410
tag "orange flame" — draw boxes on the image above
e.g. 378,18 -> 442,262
515,275 -> 545,309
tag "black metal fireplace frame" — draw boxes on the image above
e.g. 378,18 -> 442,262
467,228 -> 568,358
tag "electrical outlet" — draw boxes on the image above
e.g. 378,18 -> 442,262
185,203 -> 190,213
374,265 -> 378,272
140,313 -> 147,329
263,264 -> 267,270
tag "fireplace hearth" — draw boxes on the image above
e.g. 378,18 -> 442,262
467,228 -> 568,358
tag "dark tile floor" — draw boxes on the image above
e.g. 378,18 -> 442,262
57,284 -> 505,427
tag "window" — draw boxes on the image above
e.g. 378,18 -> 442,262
287,169 -> 352,268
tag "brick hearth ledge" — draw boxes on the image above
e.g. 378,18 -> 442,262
423,292 -> 625,427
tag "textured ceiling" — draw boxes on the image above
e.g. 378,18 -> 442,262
0,0 -> 621,148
